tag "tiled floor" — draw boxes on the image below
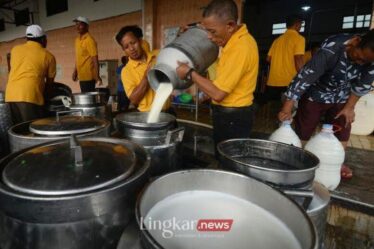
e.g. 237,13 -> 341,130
175,102 -> 374,151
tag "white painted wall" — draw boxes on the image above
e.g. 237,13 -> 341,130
0,0 -> 141,42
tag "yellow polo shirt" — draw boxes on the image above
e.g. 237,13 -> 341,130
5,41 -> 56,105
213,24 -> 259,107
121,50 -> 170,112
267,29 -> 305,87
75,32 -> 98,81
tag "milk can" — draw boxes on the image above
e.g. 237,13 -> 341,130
148,27 -> 219,90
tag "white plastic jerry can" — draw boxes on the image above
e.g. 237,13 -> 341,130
305,124 -> 345,190
269,120 -> 302,148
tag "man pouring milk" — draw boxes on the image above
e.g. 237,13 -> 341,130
115,26 -> 175,117
176,0 -> 259,156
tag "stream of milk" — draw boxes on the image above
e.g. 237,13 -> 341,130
147,83 -> 173,123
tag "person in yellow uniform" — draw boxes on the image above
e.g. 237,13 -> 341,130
5,25 -> 56,124
115,26 -> 172,113
72,16 -> 102,92
176,0 -> 259,155
266,15 -> 305,102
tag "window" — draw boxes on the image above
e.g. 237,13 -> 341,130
272,21 -> 305,35
300,21 -> 305,32
14,8 -> 29,26
46,0 -> 68,17
342,16 -> 354,29
342,14 -> 371,29
356,14 -> 371,28
272,23 -> 286,35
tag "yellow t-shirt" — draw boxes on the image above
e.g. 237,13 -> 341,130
5,41 -> 56,105
304,50 -> 312,64
121,50 -> 171,112
267,29 -> 305,87
213,24 -> 259,107
207,60 -> 218,81
75,32 -> 98,81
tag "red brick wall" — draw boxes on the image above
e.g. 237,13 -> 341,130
0,11 -> 142,93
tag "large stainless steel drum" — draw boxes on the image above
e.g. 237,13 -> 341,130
137,170 -> 318,249
217,138 -> 329,249
0,136 -> 151,249
217,138 -> 320,188
69,92 -> 111,120
0,92 -> 12,158
115,112 -> 184,176
8,114 -> 110,153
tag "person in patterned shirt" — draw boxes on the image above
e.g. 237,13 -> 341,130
278,30 -> 374,179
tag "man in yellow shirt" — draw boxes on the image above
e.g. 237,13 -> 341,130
5,25 -> 56,124
72,16 -> 102,92
266,15 -> 305,101
115,26 -> 171,113
176,0 -> 259,154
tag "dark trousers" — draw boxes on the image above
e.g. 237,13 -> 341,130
295,96 -> 351,142
79,80 -> 96,92
9,102 -> 46,124
212,104 -> 254,156
117,91 -> 130,112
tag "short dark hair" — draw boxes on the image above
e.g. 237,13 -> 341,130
202,0 -> 238,22
121,56 -> 128,65
115,25 -> 142,46
358,29 -> 374,51
132,25 -> 144,38
286,15 -> 303,28
27,36 -> 46,44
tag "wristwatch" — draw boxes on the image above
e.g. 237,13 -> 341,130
185,68 -> 195,81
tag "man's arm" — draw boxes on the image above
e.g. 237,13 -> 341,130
72,66 -> 78,81
91,55 -> 102,85
336,64 -> 374,126
266,55 -> 271,63
279,47 -> 336,121
176,45 -> 252,103
335,94 -> 360,127
176,62 -> 228,102
294,55 -> 304,72
46,54 -> 56,84
128,72 -> 151,105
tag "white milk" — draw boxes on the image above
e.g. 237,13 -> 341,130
147,83 -> 173,123
269,120 -> 302,147
144,190 -> 302,249
305,124 -> 345,190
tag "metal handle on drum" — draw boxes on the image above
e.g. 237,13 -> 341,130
165,127 -> 185,145
56,110 -> 83,121
283,189 -> 314,210
69,135 -> 83,167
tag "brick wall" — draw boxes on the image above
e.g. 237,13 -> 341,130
0,11 -> 142,93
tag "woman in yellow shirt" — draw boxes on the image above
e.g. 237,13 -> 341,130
115,26 -> 172,113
